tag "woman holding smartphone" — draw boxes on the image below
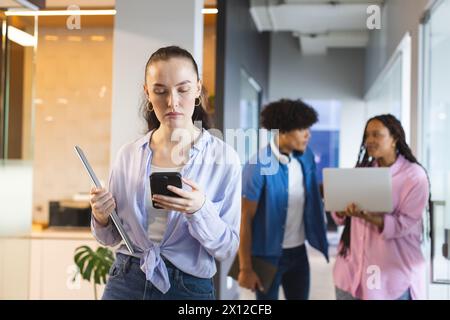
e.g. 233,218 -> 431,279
89,46 -> 241,300
332,114 -> 430,300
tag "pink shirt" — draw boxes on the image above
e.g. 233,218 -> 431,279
332,155 -> 429,300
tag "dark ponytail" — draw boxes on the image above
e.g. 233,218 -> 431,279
338,114 -> 432,257
141,46 -> 212,132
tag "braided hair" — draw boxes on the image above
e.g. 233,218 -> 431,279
338,114 -> 432,257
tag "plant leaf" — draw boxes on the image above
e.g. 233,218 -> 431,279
73,245 -> 115,286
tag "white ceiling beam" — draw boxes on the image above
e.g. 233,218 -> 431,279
250,0 -> 382,54
299,34 -> 328,55
327,30 -> 369,47
283,0 -> 383,4
249,5 -> 273,32
294,30 -> 368,55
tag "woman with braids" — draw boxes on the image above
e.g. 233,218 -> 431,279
89,46 -> 241,300
332,114 -> 430,300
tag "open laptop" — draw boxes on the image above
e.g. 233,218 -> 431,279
322,168 -> 393,213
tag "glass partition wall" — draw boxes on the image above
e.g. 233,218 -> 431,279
365,33 -> 411,143
0,11 -> 37,299
0,11 -> 114,299
421,0 -> 450,300
31,15 -> 114,225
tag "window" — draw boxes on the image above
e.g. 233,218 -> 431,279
238,68 -> 261,164
421,0 -> 450,293
307,100 -> 341,183
365,33 -> 411,143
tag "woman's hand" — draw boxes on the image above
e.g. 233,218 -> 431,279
89,187 -> 116,226
342,202 -> 385,230
152,178 -> 206,214
335,203 -> 365,218
344,203 -> 367,218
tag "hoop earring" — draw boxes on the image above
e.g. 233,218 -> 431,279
194,97 -> 201,107
147,104 -> 154,112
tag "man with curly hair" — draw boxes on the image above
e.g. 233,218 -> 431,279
238,99 -> 329,300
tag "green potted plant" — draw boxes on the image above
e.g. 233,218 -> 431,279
73,245 -> 114,300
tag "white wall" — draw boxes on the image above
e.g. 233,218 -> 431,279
269,32 -> 366,168
28,233 -> 105,300
0,161 -> 32,236
365,0 -> 430,154
110,0 -> 204,160
365,0 -> 450,300
0,161 -> 32,299
0,238 -> 30,299
33,25 -> 113,223
339,101 -> 366,168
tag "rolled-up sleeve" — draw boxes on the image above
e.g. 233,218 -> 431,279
185,162 -> 242,261
91,215 -> 121,246
382,173 -> 429,240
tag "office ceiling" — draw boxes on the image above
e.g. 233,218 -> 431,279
204,0 -> 216,6
250,0 -> 385,55
4,0 -> 217,9
0,0 -> 20,8
0,0 -> 113,9
2,0 -> 380,55
45,0 -> 114,8
0,0 -> 42,9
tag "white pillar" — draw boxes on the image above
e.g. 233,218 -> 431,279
110,0 -> 204,160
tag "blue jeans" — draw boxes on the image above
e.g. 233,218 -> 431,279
335,287 -> 412,300
102,253 -> 215,300
256,244 -> 310,300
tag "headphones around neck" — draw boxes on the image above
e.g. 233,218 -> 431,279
271,135 -> 291,164
278,152 -> 291,165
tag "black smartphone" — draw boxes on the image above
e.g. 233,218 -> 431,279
150,172 -> 183,209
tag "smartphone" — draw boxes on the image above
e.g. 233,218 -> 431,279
150,172 -> 183,209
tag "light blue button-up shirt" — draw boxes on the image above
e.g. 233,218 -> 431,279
91,129 -> 241,294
